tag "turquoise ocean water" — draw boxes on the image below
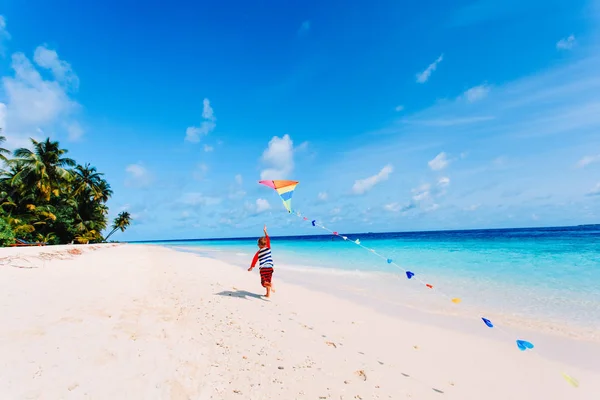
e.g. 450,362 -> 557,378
139,226 -> 600,335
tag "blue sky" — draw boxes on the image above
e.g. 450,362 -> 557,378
1,0 -> 599,241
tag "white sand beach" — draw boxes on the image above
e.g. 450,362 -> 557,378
1,244 -> 599,399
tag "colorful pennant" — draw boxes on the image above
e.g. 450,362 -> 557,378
482,318 -> 494,328
516,340 -> 534,351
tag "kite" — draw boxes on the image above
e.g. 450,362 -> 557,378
258,180 -> 299,213
258,179 -> 578,388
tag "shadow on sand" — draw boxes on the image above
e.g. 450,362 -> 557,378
215,289 -> 268,301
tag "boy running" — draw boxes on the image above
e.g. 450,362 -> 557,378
248,225 -> 275,297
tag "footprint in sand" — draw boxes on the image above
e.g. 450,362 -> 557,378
168,380 -> 190,400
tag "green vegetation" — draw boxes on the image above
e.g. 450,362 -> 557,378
105,211 -> 132,242
0,133 -> 131,246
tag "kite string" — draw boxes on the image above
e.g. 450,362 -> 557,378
288,209 -> 579,388
301,212 -> 527,335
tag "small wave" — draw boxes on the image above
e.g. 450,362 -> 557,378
277,263 -> 397,279
168,245 -> 223,253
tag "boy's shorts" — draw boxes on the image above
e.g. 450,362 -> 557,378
259,266 -> 274,287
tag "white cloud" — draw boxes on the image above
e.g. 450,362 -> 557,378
587,183 -> 600,197
576,154 -> 600,168
202,99 -> 215,121
185,98 -> 216,143
0,103 -> 6,132
33,45 -> 79,90
383,202 -> 415,213
256,198 -> 271,213
531,213 -> 540,220
185,123 -> 215,143
260,134 -> 295,180
235,174 -> 243,185
384,203 -> 401,212
296,141 -> 309,152
352,164 -> 393,194
66,121 -> 83,141
181,193 -> 222,206
385,181 -> 444,214
0,15 -> 10,56
297,20 -> 311,37
411,183 -> 431,202
426,203 -> 440,212
193,163 -> 208,180
126,164 -> 147,178
416,54 -> 443,84
5,53 -> 77,125
125,163 -> 152,187
395,105 -> 404,112
464,84 -> 491,103
464,204 -> 481,211
428,152 -> 449,170
556,35 -> 576,50
2,48 -> 82,145
318,192 -> 328,201
403,116 -> 495,127
243,198 -> 271,215
438,176 -> 450,187
203,144 -> 214,152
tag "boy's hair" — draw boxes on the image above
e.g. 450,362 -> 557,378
258,236 -> 267,247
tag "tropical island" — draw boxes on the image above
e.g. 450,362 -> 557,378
0,133 -> 131,246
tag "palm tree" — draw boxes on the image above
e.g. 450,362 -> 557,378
0,163 -> 23,203
0,132 -> 10,163
104,211 -> 132,242
12,138 -> 75,201
71,197 -> 109,242
96,180 -> 113,203
73,163 -> 107,201
1,136 -> 116,246
37,232 -> 56,244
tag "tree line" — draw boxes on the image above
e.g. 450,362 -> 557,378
0,132 -> 131,246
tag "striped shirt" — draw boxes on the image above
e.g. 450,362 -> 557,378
251,235 -> 274,269
257,247 -> 273,268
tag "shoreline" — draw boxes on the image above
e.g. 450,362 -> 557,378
165,244 -> 600,374
1,244 -> 598,399
166,244 -> 600,343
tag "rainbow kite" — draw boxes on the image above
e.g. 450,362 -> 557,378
258,180 -> 299,213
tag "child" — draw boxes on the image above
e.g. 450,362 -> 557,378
248,225 -> 275,297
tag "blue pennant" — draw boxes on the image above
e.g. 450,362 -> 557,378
406,271 -> 415,279
482,318 -> 494,328
311,220 -> 316,226
387,259 -> 393,264
516,340 -> 534,351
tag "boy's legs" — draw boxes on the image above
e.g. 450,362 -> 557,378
260,267 -> 274,297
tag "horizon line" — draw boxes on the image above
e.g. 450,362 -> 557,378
126,223 -> 599,244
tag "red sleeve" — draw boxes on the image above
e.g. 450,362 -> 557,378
265,234 -> 271,248
251,251 -> 259,268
